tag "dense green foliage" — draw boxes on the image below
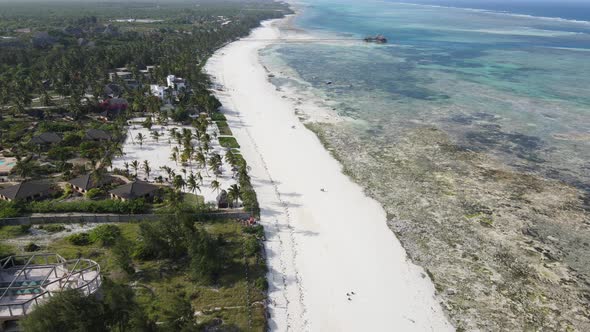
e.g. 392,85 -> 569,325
89,224 -> 121,246
20,279 -> 152,332
27,198 -> 147,214
25,218 -> 269,330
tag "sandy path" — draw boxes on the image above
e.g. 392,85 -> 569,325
206,19 -> 453,332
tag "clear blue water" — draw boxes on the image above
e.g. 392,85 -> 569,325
398,0 -> 590,22
262,0 -> 590,191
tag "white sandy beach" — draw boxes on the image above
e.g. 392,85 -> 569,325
205,18 -> 454,332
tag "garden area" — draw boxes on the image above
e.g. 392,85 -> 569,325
1,216 -> 268,331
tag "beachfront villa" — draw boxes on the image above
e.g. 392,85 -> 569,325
109,180 -> 159,201
0,253 -> 102,329
84,129 -> 112,142
67,173 -> 114,195
29,132 -> 61,146
150,84 -> 167,100
0,182 -> 52,202
149,74 -> 187,103
166,75 -> 186,90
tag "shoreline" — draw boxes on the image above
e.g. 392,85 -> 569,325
205,17 -> 454,332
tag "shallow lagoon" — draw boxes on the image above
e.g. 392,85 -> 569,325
263,0 -> 590,192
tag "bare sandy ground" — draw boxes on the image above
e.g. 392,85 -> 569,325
112,118 -> 237,204
205,19 -> 454,332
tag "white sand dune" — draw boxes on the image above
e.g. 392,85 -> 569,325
206,19 -> 454,332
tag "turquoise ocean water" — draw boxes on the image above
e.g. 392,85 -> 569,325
262,0 -> 590,193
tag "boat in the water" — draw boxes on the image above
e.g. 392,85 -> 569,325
364,35 -> 387,43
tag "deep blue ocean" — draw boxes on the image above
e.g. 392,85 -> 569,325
399,0 -> 590,22
262,0 -> 590,191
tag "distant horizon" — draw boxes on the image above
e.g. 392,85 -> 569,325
390,0 -> 590,22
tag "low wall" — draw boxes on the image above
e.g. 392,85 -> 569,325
0,211 -> 252,226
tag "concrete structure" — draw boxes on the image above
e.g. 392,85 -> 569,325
166,75 -> 186,90
0,253 -> 101,327
108,71 -> 132,81
150,84 -> 166,100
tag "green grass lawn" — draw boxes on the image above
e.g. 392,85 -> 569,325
211,112 -> 227,122
219,137 -> 240,149
24,219 -> 268,330
215,121 -> 233,136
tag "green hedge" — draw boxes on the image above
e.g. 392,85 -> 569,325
26,199 -> 147,214
219,137 -> 240,149
215,121 -> 233,136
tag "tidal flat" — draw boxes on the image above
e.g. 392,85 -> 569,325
261,0 -> 590,330
309,122 -> 589,331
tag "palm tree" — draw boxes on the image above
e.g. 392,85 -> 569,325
123,162 -> 130,175
195,152 -> 207,175
104,156 -> 114,171
12,157 -> 34,180
142,116 -> 153,130
173,175 -> 186,192
142,160 -> 151,180
227,184 -> 241,208
168,128 -> 178,145
225,150 -> 236,166
202,141 -> 210,155
131,160 -> 139,178
160,166 -> 173,182
170,151 -> 178,166
150,130 -> 161,143
196,171 -> 203,185
210,180 -> 221,196
237,161 -> 251,182
187,173 -> 200,194
135,133 -> 144,148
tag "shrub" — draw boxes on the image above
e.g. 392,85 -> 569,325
89,224 -> 121,246
112,238 -> 134,275
0,225 -> 31,239
20,289 -> 107,332
85,188 -> 102,199
47,146 -> 75,161
26,199 -> 147,214
210,111 -> 226,122
61,132 -> 83,147
38,121 -> 77,133
0,243 -> 15,259
254,277 -> 268,291
189,228 -> 221,283
66,233 -> 93,246
218,137 -> 240,149
0,201 -> 21,218
38,224 -> 66,233
24,242 -> 40,252
244,237 -> 259,257
215,121 -> 232,135
243,224 -> 264,238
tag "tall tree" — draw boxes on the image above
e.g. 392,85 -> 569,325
142,160 -> 151,180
